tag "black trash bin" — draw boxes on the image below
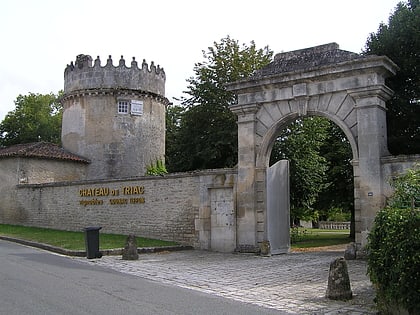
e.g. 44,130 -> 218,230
84,226 -> 102,259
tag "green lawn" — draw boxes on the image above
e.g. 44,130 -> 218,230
0,224 -> 351,251
291,228 -> 351,249
0,224 -> 178,251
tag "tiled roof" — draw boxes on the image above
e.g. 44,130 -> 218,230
0,142 -> 90,163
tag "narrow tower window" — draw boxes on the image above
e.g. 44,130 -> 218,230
118,100 -> 129,114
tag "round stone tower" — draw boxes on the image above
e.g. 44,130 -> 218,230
61,54 -> 168,180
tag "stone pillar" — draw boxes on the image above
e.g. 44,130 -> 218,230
230,103 -> 259,251
350,86 -> 393,248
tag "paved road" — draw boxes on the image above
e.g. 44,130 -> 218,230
75,248 -> 377,314
0,240 -> 283,315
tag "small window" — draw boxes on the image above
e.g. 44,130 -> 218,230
118,100 -> 129,114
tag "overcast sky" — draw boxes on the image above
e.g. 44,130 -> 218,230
0,0 -> 401,121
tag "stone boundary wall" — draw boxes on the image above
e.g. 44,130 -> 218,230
0,157 -> 88,224
381,154 -> 420,198
6,169 -> 237,248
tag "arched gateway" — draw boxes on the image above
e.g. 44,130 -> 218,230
226,43 -> 399,254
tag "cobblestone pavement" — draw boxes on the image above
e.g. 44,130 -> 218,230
75,249 -> 377,314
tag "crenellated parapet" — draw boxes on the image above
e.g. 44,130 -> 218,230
64,54 -> 166,96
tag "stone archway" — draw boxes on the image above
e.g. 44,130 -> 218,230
226,43 -> 399,254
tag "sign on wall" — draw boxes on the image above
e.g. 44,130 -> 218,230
79,185 -> 145,206
131,100 -> 143,115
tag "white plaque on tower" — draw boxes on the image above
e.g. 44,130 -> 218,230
131,100 -> 143,115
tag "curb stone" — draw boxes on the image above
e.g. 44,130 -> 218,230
0,236 -> 192,257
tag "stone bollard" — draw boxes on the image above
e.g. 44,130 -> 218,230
344,242 -> 356,260
260,240 -> 271,257
122,234 -> 139,260
326,257 -> 352,300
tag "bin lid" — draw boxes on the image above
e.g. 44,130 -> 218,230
84,226 -> 102,231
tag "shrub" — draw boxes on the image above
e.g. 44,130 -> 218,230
290,226 -> 308,243
146,159 -> 168,176
368,207 -> 419,313
327,207 -> 351,222
367,164 -> 420,314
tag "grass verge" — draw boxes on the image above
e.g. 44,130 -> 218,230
0,224 -> 178,251
0,224 -> 351,251
291,228 -> 351,249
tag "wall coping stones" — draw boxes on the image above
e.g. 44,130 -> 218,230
381,154 -> 420,164
16,167 -> 238,189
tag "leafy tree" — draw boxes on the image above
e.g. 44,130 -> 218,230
316,122 -> 354,238
167,36 -> 273,172
0,92 -> 62,146
270,116 -> 355,235
167,103 -> 238,171
270,117 -> 330,222
165,104 -> 186,172
315,122 -> 354,216
363,0 -> 420,154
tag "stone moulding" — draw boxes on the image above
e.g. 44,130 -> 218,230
226,45 -> 399,94
60,87 -> 170,106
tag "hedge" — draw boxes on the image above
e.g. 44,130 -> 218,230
367,164 -> 419,314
